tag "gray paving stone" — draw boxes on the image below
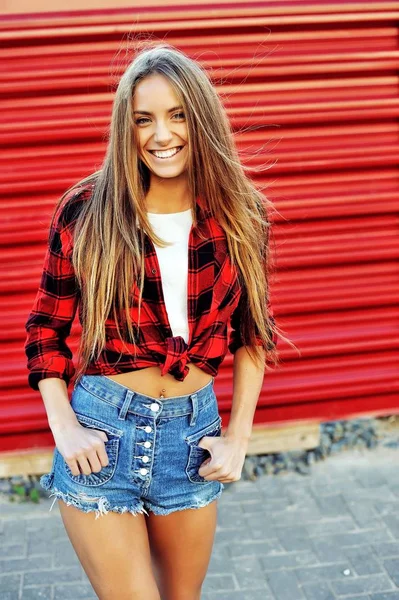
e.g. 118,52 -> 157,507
214,527 -> 250,544
274,509 -> 324,526
318,528 -> 394,548
231,556 -> 269,589
294,562 -> 355,583
239,500 -> 266,514
27,538 -> 53,557
311,537 -> 349,563
258,496 -> 293,511
370,594 -> 399,600
21,587 -> 52,599
383,558 -> 399,587
382,515 -> 399,539
334,596 -> 370,600
274,524 -> 315,551
306,517 -> 357,536
202,573 -> 237,593
209,542 -> 230,560
311,480 -> 357,496
228,539 -> 283,558
374,502 -> 399,517
355,470 -> 388,488
0,591 -> 20,600
342,486 -> 397,502
243,516 -> 276,540
23,566 -> 82,587
0,555 -> 52,574
217,510 -> 247,528
330,573 -> 395,596
53,539 -> 82,568
0,573 -> 21,592
265,569 -> 305,599
26,526 -> 64,546
373,543 -> 399,558
344,546 -> 385,575
345,499 -> 382,528
1,519 -> 27,544
0,544 -> 26,559
315,494 -> 350,517
204,590 -> 274,600
301,580 -> 336,600
53,582 -> 97,599
260,550 -> 318,570
206,555 -> 233,575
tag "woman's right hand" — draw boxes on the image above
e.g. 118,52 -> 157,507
51,420 -> 109,476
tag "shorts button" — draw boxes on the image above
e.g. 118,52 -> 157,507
144,441 -> 151,448
140,468 -> 148,475
150,403 -> 160,412
145,426 -> 152,433
142,456 -> 149,463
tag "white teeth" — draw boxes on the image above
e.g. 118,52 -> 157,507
150,146 -> 182,159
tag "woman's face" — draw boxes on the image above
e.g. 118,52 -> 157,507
133,73 -> 189,179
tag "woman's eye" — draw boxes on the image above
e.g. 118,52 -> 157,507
134,113 -> 185,125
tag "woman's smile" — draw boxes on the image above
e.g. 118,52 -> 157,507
147,145 -> 185,160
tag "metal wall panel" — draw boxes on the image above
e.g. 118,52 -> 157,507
1,2 -> 398,451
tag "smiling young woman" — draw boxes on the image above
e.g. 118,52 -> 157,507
24,42 -> 278,600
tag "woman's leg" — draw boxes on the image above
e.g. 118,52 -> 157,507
146,499 -> 218,600
58,500 -> 161,600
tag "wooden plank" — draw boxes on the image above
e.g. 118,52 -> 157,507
0,448 -> 53,478
245,421 -> 320,455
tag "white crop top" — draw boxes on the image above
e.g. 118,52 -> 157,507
147,207 -> 193,343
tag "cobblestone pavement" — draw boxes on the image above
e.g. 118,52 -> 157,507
1,446 -> 399,600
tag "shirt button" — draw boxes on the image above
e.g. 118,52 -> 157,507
144,441 -> 151,448
145,426 -> 152,433
140,468 -> 148,475
142,456 -> 150,463
150,403 -> 160,412
151,268 -> 156,274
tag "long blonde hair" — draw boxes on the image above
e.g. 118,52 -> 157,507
53,42 -> 280,384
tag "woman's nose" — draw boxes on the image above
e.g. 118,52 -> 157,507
153,121 -> 173,143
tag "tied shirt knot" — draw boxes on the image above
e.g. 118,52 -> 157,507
161,336 -> 190,381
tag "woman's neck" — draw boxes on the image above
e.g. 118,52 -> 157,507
145,178 -> 192,213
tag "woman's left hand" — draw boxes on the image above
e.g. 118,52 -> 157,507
197,433 -> 248,483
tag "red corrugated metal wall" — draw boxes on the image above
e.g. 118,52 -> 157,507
1,1 -> 398,452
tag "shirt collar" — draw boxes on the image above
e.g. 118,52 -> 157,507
195,195 -> 212,223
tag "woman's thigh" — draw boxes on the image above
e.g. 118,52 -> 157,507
58,500 -> 161,600
146,499 -> 218,600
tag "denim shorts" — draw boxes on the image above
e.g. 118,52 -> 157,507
40,374 -> 224,519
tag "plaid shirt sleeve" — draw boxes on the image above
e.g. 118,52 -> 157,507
24,193 -> 80,391
228,286 -> 277,355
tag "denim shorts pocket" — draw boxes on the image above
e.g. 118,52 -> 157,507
63,412 -> 122,487
185,415 -> 222,484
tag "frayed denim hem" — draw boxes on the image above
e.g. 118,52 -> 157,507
40,474 -> 149,520
143,482 -> 225,516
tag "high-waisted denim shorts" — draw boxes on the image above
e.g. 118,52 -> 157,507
40,374 -> 224,519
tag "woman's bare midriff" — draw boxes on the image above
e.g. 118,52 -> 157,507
105,362 -> 213,399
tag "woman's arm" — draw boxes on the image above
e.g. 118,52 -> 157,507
198,345 -> 266,482
223,345 -> 265,442
226,284 -> 277,441
24,191 -> 80,392
38,378 -> 79,431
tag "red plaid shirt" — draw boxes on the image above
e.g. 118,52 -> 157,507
24,184 -> 276,391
